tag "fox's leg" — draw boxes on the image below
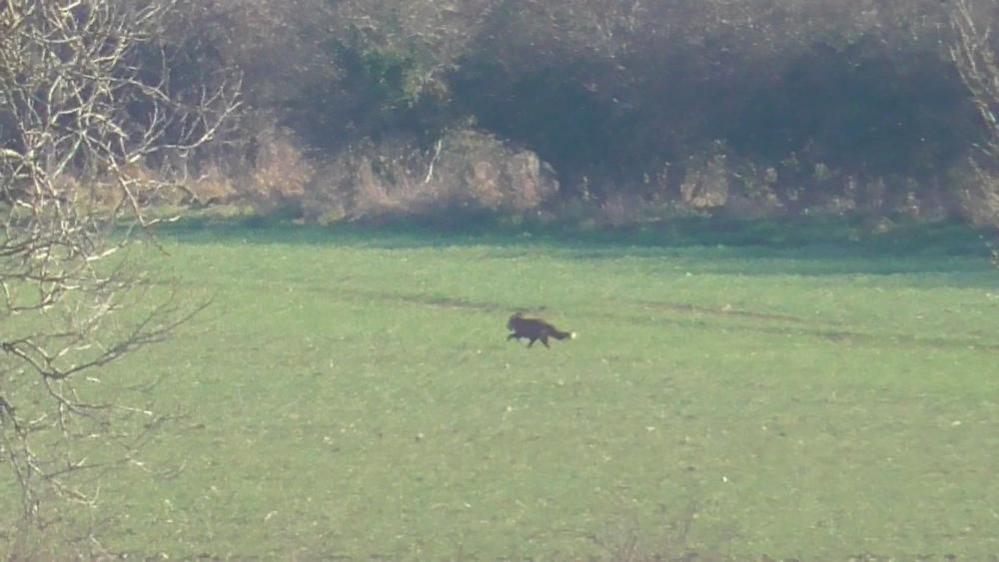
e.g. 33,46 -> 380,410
527,337 -> 536,347
541,335 -> 550,348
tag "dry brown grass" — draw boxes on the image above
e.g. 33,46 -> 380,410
187,162 -> 238,205
302,128 -> 559,223
242,124 -> 315,213
955,160 -> 999,229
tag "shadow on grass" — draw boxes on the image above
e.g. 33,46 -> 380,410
155,212 -> 998,281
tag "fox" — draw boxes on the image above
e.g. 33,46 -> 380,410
506,312 -> 576,348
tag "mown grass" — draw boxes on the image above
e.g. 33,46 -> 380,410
4,219 -> 998,560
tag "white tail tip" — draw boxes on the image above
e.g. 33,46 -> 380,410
570,332 -> 577,339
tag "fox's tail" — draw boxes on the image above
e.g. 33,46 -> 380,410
551,329 -> 576,340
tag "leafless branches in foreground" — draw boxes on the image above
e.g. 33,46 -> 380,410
0,0 -> 239,556
949,0 -> 999,233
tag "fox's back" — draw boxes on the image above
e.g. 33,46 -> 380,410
508,314 -> 574,338
507,315 -> 550,337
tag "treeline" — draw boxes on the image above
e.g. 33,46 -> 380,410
71,1 -> 999,225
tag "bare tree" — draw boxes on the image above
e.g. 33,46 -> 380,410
949,0 -> 999,245
0,0 -> 239,556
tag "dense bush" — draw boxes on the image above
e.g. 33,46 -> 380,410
139,0 -> 999,226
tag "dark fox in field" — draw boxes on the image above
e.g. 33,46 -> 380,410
506,312 -> 576,348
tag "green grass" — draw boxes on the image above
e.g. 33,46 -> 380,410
5,220 -> 999,560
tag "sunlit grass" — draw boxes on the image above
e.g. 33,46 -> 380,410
5,220 -> 997,560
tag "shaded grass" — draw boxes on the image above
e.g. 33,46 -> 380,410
3,219 -> 998,560
162,210 -> 989,250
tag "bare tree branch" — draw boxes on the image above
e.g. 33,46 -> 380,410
1,0 -> 239,556
948,0 -> 999,240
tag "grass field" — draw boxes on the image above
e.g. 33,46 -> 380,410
5,219 -> 998,560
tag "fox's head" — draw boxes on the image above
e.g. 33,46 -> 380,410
507,312 -> 523,330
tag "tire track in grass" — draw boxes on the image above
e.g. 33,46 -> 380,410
167,276 -> 999,354
610,299 -> 999,353
633,299 -> 817,325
